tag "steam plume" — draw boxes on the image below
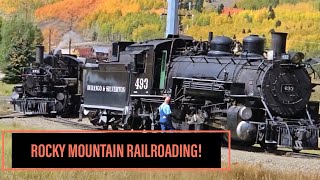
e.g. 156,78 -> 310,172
54,31 -> 83,54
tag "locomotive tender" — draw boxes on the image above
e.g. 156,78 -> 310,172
11,45 -> 83,116
81,32 -> 319,152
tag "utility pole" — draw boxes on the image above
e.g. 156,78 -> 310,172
48,29 -> 52,53
69,15 -> 73,55
68,34 -> 71,55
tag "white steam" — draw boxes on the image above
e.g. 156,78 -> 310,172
54,31 -> 83,54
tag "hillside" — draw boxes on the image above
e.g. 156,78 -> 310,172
186,2 -> 320,57
33,0 -> 166,48
0,0 -> 320,57
0,0 -> 63,14
237,0 -> 319,10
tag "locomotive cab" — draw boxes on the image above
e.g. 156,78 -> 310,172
81,38 -> 192,129
129,38 -> 189,94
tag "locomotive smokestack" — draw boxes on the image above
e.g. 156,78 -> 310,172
36,45 -> 44,64
166,0 -> 179,37
271,32 -> 287,58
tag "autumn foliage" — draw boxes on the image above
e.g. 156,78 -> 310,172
34,0 -> 165,43
185,2 -> 320,57
34,0 -> 163,24
1,0 -> 320,57
0,0 -> 63,14
222,8 -> 243,15
35,0 -> 98,23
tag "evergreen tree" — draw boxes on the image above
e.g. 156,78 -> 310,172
273,0 -> 280,8
195,0 -> 204,12
2,39 -> 34,83
275,20 -> 282,28
181,0 -> 192,10
0,17 -> 43,84
217,4 -> 224,14
268,6 -> 276,20
92,31 -> 97,41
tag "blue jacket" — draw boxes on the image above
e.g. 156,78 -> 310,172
159,103 -> 172,123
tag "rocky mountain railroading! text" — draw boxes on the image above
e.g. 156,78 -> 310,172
31,144 -> 202,158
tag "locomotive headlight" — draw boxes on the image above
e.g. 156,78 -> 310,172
11,92 -> 20,100
289,52 -> 304,64
238,106 -> 252,120
56,93 -> 65,101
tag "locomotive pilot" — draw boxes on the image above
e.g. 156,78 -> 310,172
159,97 -> 175,131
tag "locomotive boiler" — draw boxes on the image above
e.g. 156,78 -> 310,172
168,33 -> 319,149
11,45 -> 83,116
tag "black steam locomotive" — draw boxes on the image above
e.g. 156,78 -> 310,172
81,32 -> 319,152
11,45 -> 83,116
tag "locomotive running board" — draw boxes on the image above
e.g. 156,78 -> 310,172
130,95 -> 167,98
229,95 -> 260,98
82,104 -> 124,111
173,77 -> 233,84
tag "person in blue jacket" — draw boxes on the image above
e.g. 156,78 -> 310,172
159,97 -> 175,130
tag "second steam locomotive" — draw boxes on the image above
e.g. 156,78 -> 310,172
11,45 -> 83,116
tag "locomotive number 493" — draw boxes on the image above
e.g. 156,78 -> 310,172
135,78 -> 149,90
281,84 -> 295,92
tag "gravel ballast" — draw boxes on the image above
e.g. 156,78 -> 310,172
1,116 -> 319,173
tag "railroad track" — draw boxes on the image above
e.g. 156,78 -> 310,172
40,116 -> 100,130
2,114 -> 319,159
285,152 -> 320,159
0,113 -> 99,130
223,144 -> 320,160
0,112 -> 26,119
